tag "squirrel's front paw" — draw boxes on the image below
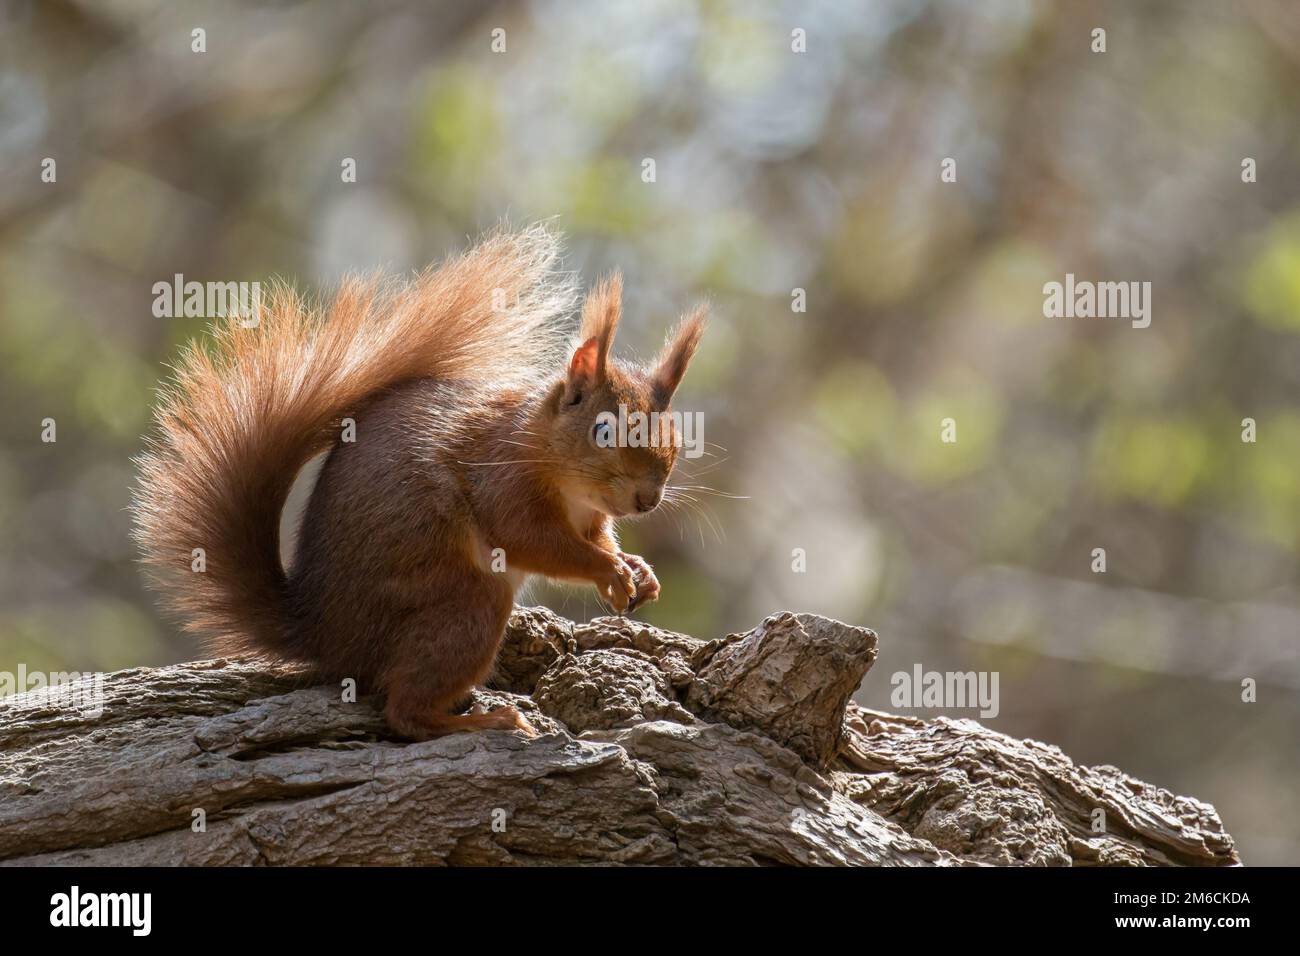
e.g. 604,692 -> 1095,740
596,555 -> 638,613
620,552 -> 660,611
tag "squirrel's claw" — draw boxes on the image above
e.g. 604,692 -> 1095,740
620,552 -> 661,613
598,554 -> 637,613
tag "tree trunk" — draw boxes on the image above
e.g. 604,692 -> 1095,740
0,608 -> 1237,866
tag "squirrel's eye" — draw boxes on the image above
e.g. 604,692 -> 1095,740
592,420 -> 613,446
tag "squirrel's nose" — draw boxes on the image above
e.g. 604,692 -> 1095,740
635,489 -> 662,513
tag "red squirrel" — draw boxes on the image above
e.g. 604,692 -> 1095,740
132,226 -> 705,739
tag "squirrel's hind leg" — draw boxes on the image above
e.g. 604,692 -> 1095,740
380,575 -> 535,740
394,707 -> 536,738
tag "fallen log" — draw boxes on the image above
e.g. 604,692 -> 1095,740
0,607 -> 1237,866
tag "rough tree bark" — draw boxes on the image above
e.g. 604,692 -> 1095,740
0,607 -> 1238,866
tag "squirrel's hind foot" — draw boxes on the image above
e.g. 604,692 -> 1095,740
386,703 -> 537,740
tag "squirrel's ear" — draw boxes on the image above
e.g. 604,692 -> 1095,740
652,304 -> 706,405
579,272 -> 622,381
564,336 -> 601,403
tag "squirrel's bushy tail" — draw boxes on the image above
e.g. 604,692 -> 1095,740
132,224 -> 575,658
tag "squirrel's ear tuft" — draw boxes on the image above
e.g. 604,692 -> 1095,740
652,304 -> 707,405
579,272 -> 622,380
565,336 -> 601,402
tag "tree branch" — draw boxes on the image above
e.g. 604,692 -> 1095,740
0,607 -> 1237,866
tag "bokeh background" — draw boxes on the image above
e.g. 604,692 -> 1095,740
2,0 -> 1298,863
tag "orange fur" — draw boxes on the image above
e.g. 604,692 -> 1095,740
131,225 -> 705,739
